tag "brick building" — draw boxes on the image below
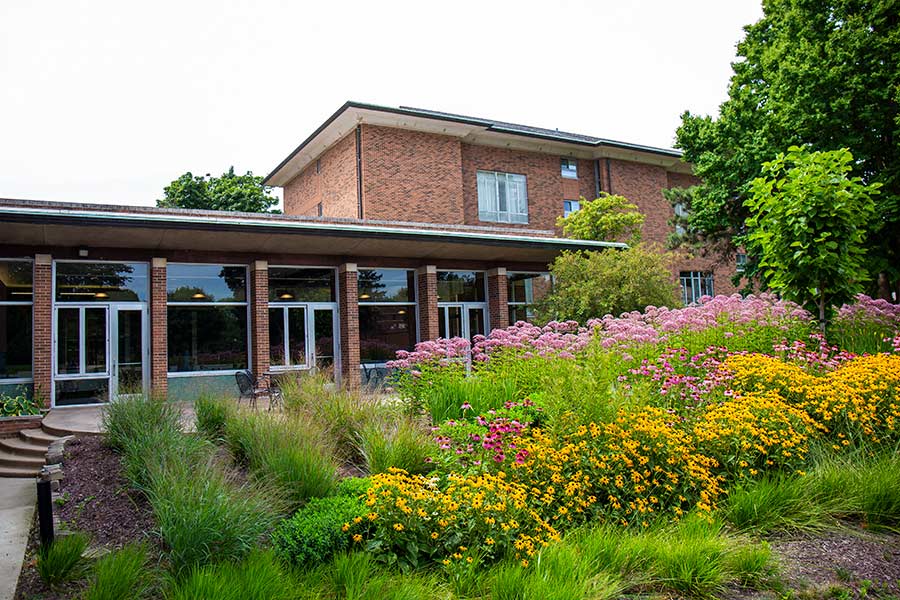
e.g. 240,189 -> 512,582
0,102 -> 736,408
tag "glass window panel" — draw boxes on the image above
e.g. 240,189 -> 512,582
268,267 -> 335,302
507,273 -> 552,304
358,269 -> 415,303
446,306 -> 463,338
359,305 -> 416,364
57,308 -> 80,375
288,307 -> 307,366
0,305 -> 31,379
269,308 -> 286,367
85,308 -> 107,374
167,306 -> 248,372
167,264 -> 247,303
55,378 -> 109,406
0,260 -> 33,301
116,309 -> 143,395
509,305 -> 531,325
313,309 -> 334,371
468,307 -> 485,340
56,262 -> 148,302
437,271 -> 485,302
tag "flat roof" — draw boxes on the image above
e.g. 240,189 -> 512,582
0,198 -> 625,264
265,101 -> 690,186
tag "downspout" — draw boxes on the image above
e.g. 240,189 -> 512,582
605,158 -> 613,195
356,125 -> 363,219
594,159 -> 602,197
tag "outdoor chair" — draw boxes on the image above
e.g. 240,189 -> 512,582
235,370 -> 283,410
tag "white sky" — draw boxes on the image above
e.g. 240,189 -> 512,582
0,1 -> 763,208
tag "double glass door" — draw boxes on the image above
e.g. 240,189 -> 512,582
269,304 -> 337,372
54,304 -> 148,406
438,303 -> 487,341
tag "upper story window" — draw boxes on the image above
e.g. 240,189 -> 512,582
563,200 -> 581,217
561,158 -> 578,179
673,202 -> 689,236
680,271 -> 714,306
736,253 -> 748,273
476,171 -> 528,224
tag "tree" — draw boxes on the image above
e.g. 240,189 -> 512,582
557,193 -> 644,244
746,147 -> 881,327
158,167 -> 279,213
673,0 -> 900,299
536,244 -> 681,323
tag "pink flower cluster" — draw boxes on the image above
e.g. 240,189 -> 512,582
387,337 -> 471,369
471,320 -> 592,362
835,294 -> 900,329
772,335 -> 855,372
622,346 -> 734,407
431,403 -> 532,471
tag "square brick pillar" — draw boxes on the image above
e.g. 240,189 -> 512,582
150,258 -> 168,399
250,260 -> 270,376
416,265 -> 439,341
32,254 -> 53,408
338,263 -> 361,390
487,267 -> 509,333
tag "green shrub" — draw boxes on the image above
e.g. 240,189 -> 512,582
35,532 -> 90,588
83,542 -> 154,600
166,550 -> 293,600
103,395 -> 182,452
272,494 -> 366,567
147,459 -> 278,577
194,395 -> 232,440
0,391 -> 40,417
358,418 -> 431,476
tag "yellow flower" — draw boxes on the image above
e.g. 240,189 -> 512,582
341,523 -> 350,532
393,523 -> 404,531
352,534 -> 362,543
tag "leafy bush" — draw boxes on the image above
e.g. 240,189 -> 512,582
272,494 -> 366,566
358,418 -> 431,476
147,459 -> 279,577
0,391 -> 40,417
194,395 -> 232,440
36,532 -> 90,588
83,542 -> 154,600
166,550 -> 294,600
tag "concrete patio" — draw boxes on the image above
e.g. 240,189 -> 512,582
42,402 -> 197,436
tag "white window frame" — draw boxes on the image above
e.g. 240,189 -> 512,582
476,170 -> 529,224
507,271 -> 551,324
436,270 -> 489,341
0,258 -> 33,385
166,262 -> 251,378
563,199 -> 581,217
357,268 -> 419,367
561,158 -> 578,179
680,271 -> 714,306
736,253 -> 748,273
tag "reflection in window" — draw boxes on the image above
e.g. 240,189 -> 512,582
269,306 -> 307,368
358,269 -> 415,303
268,267 -> 335,302
0,260 -> 32,380
359,305 -> 416,364
507,272 -> 552,323
167,264 -> 246,302
436,271 -> 485,302
56,262 -> 148,302
167,306 -> 249,372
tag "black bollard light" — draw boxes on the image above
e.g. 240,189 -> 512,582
36,478 -> 54,546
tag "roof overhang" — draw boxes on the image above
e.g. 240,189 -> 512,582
0,202 -> 626,264
264,102 -> 692,187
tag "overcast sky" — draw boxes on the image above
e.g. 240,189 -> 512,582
0,1 -> 763,208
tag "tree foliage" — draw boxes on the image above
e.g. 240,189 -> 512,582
536,245 -> 681,323
557,193 -> 644,244
747,147 -> 881,326
158,167 -> 279,213
674,0 -> 900,298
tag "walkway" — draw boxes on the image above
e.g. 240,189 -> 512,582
43,402 -> 196,436
0,478 -> 35,600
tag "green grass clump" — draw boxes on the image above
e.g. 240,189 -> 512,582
166,550 -> 293,600
35,532 -> 90,588
421,376 -> 518,424
83,542 -> 154,600
806,451 -> 900,528
724,476 -> 831,534
147,459 -> 278,577
358,418 -> 431,476
194,394 -> 232,440
102,395 -> 182,452
272,494 -> 366,567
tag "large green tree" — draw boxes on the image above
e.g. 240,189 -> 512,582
747,147 -> 881,326
673,0 -> 900,299
158,167 -> 279,213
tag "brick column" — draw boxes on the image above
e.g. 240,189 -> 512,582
487,267 -> 509,332
150,258 -> 168,399
250,260 -> 270,376
32,254 -> 52,408
338,263 -> 360,390
416,265 -> 439,341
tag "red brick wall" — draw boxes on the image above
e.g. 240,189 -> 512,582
361,125 -> 465,223
32,255 -> 52,407
283,131 -> 359,218
150,259 -> 167,398
416,266 -> 439,341
487,268 -> 509,331
250,262 -> 269,376
338,265 -> 361,390
0,415 -> 42,437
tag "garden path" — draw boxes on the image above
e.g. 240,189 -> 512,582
0,478 -> 35,600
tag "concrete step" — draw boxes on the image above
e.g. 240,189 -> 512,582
0,465 -> 39,478
0,437 -> 48,458
41,422 -> 86,438
19,428 -> 63,445
0,450 -> 44,469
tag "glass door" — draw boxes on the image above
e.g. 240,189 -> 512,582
54,306 -> 110,406
438,303 -> 488,341
112,306 -> 147,400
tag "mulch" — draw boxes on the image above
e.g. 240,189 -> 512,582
14,436 -> 157,600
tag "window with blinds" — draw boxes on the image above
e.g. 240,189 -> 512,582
476,170 -> 528,224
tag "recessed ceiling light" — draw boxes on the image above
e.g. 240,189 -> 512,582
94,292 -> 109,299
360,294 -> 370,299
279,293 -> 294,300
192,293 -> 207,299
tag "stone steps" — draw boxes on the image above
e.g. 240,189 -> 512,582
0,423 -> 68,478
0,436 -> 49,458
